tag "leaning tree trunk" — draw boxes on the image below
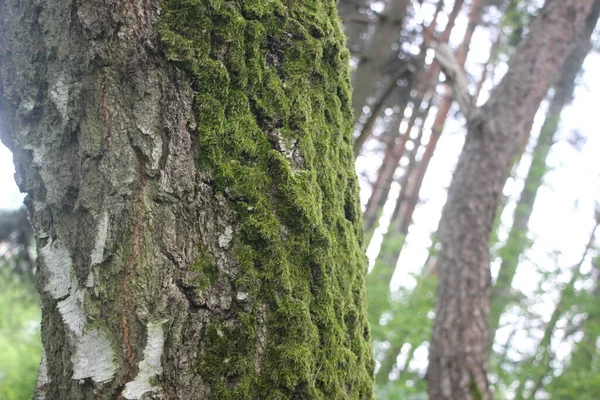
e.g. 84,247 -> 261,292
0,0 -> 375,399
490,0 -> 600,340
427,1 -> 594,399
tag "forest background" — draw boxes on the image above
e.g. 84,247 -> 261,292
1,0 -> 599,398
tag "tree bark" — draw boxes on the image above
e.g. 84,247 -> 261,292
396,0 -> 486,239
490,0 -> 600,340
352,0 -> 444,156
361,0 -> 464,233
427,1 -> 595,399
0,0 -> 374,398
350,0 -> 409,120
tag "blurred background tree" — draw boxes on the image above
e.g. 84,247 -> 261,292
343,0 -> 600,398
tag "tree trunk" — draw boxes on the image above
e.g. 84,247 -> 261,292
353,67 -> 414,157
395,0 -> 485,242
350,0 -> 409,120
361,0 -> 465,232
427,1 -> 594,399
490,0 -> 600,340
353,0 -> 444,156
0,0 -> 374,398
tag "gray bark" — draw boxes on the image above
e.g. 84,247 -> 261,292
350,0 -> 409,120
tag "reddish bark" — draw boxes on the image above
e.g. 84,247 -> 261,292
428,2 -> 595,399
396,0 -> 486,245
362,0 -> 465,232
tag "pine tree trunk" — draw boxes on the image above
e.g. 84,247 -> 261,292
427,1 -> 594,399
396,0 -> 485,242
490,0 -> 600,340
0,0 -> 375,398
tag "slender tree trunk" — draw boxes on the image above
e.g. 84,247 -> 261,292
353,67 -> 414,156
395,0 -> 485,243
390,101 -> 432,229
0,0 -> 375,398
351,0 -> 409,120
362,95 -> 430,233
369,32 -> 500,371
353,0 -> 445,156
490,0 -> 600,340
361,0 -> 465,232
428,2 -> 595,399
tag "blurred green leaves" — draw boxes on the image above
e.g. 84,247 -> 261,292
0,266 -> 41,399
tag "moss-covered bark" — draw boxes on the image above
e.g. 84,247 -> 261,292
158,0 -> 374,398
0,0 -> 374,398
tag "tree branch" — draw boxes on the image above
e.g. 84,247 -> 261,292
434,42 -> 475,120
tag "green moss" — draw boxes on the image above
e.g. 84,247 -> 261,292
159,0 -> 374,397
469,379 -> 483,400
191,247 -> 219,289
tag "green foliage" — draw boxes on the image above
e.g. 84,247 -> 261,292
191,246 -> 219,289
376,384 -> 427,400
159,0 -> 374,397
366,230 -> 437,398
366,231 -> 405,341
0,267 -> 41,399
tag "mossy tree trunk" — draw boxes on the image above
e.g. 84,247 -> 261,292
0,0 -> 374,398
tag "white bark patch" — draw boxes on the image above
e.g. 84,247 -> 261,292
136,101 -> 163,172
71,328 -> 116,383
91,211 -> 109,265
122,321 -> 164,399
34,349 -> 50,399
57,289 -> 86,336
150,136 -> 163,172
86,272 -> 94,288
20,97 -> 36,113
39,239 -> 73,299
218,226 -> 233,248
50,76 -> 69,121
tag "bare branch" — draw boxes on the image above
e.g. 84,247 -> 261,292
434,42 -> 475,120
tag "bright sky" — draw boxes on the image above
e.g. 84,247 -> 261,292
0,144 -> 24,210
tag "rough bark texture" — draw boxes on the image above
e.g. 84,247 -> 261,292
427,1 -> 594,399
0,0 -> 374,398
395,0 -> 485,243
